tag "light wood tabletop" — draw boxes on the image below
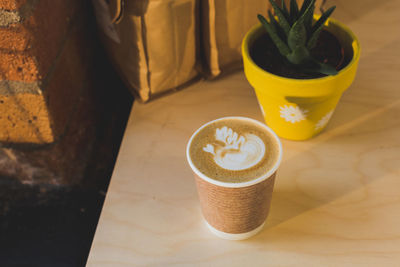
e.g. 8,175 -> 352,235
87,1 -> 400,266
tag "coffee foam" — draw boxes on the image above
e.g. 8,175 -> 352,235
189,118 -> 280,183
202,126 -> 265,171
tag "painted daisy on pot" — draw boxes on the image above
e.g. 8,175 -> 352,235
315,110 -> 334,130
279,105 -> 308,123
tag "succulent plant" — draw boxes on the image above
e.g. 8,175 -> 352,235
258,0 -> 337,75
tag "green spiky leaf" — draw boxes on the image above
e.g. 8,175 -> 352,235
268,10 -> 279,33
312,59 -> 338,75
269,0 -> 291,36
299,0 -> 313,16
258,14 -> 291,56
302,57 -> 338,75
312,6 -> 336,32
258,0 -> 338,76
307,6 -> 336,49
301,0 -> 316,35
288,18 -> 307,51
290,0 -> 299,22
268,10 -> 287,41
297,59 -> 338,76
281,0 -> 290,23
318,62 -> 338,75
286,46 -> 310,64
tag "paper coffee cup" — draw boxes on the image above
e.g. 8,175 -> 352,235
186,117 -> 282,240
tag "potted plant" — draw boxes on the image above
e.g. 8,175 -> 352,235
242,0 -> 360,140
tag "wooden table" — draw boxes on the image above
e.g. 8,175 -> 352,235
87,1 -> 400,266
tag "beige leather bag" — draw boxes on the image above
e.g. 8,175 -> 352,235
92,0 -> 287,101
201,0 -> 271,77
93,0 -> 200,102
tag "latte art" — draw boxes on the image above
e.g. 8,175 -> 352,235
188,117 -> 280,183
203,126 -> 266,171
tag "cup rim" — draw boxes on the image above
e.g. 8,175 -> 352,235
186,116 -> 283,188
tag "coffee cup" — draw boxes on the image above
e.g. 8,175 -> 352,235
186,117 -> 282,240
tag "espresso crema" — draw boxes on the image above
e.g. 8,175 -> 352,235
189,118 -> 280,183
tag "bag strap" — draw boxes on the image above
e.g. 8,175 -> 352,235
109,0 -> 124,24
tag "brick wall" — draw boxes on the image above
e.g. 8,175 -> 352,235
0,0 -> 84,143
0,0 -> 132,185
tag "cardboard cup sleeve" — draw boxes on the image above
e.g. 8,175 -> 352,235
195,172 -> 276,236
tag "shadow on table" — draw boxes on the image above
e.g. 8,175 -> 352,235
263,99 -> 399,233
254,39 -> 400,237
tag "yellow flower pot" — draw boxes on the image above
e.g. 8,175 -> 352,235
242,17 -> 361,140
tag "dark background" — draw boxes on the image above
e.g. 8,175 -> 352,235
0,3 -> 133,266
